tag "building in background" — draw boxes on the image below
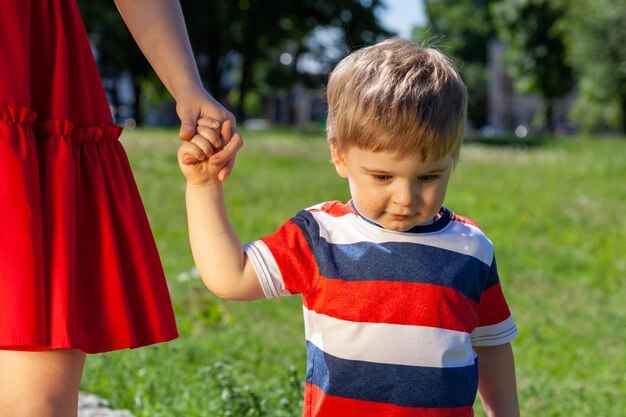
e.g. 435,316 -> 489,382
487,40 -> 576,135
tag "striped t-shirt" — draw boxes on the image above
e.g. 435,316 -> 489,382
244,201 -> 517,417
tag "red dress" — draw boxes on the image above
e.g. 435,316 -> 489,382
0,0 -> 178,353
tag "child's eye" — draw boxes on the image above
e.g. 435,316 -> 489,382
372,174 -> 392,182
418,175 -> 439,182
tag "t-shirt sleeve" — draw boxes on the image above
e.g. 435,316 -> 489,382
470,255 -> 518,346
244,211 -> 319,299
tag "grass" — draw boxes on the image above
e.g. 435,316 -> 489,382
81,128 -> 626,416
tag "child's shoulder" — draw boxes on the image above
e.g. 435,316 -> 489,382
447,209 -> 494,245
445,210 -> 496,262
449,212 -> 481,229
291,201 -> 357,235
304,200 -> 356,217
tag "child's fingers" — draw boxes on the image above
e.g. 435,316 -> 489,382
196,125 -> 222,149
190,134 -> 215,159
179,142 -> 206,165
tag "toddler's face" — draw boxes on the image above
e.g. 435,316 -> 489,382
331,145 -> 454,231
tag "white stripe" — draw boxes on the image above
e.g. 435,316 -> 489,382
470,316 -> 518,346
309,210 -> 494,266
307,202 -> 326,211
303,307 -> 476,368
244,240 -> 290,299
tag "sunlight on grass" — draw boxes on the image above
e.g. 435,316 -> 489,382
81,129 -> 626,417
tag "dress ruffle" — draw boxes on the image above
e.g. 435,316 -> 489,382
0,105 -> 178,353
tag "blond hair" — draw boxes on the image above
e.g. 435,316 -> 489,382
326,38 -> 467,161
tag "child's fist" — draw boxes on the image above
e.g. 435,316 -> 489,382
178,120 -> 233,185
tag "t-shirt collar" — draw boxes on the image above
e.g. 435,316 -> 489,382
349,201 -> 452,234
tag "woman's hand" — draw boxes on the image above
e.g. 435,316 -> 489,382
175,86 -> 243,182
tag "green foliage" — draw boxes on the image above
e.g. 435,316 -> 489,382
414,0 -> 626,133
78,1 -> 389,122
416,0 -> 496,127
179,0 -> 391,118
564,0 -> 626,132
77,0 -> 144,76
82,128 -> 626,416
491,0 -> 574,130
76,0 -> 215,123
569,77 -> 624,132
420,0 -> 495,62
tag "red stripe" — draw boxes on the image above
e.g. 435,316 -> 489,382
305,276 -> 479,332
451,213 -> 480,228
309,200 -> 356,217
261,220 -> 321,295
478,282 -> 512,326
305,383 -> 474,417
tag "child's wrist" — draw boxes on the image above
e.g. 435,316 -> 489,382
186,179 -> 223,191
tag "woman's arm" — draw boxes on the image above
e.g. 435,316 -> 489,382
113,0 -> 242,179
114,0 -> 202,104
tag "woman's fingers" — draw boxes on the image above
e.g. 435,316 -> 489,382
197,117 -> 220,129
212,122 -> 244,182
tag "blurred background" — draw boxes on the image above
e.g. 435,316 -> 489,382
78,0 -> 626,138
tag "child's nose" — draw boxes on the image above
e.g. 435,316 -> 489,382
393,181 -> 419,206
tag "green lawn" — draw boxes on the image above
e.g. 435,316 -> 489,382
81,128 -> 626,416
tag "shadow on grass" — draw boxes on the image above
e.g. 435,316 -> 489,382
465,133 -> 549,148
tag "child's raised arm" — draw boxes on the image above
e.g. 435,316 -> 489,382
178,121 -> 264,301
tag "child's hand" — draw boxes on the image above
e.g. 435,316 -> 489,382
179,120 -> 233,186
182,117 -> 224,164
194,117 -> 223,150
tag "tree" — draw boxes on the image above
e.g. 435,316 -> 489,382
181,0 -> 389,120
565,0 -> 626,133
79,0 -> 388,123
491,0 -> 574,132
415,0 -> 496,129
78,0 -> 153,125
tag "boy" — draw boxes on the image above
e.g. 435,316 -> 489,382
178,38 -> 520,417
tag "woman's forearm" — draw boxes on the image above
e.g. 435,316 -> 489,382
113,0 -> 201,100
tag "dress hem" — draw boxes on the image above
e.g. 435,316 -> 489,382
0,332 -> 179,354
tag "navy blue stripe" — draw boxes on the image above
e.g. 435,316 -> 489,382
485,256 -> 500,290
354,204 -> 454,234
292,211 -> 492,303
291,209 -> 321,258
305,341 -> 478,408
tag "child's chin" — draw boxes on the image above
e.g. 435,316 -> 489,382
382,221 -> 415,232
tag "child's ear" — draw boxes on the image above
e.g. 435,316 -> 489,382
330,142 -> 348,178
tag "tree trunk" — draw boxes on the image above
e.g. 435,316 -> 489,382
237,56 -> 253,121
132,75 -> 143,126
545,100 -> 554,134
206,53 -> 222,103
621,93 -> 626,135
204,8 -> 224,104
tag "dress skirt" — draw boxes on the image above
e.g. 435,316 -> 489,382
0,0 -> 178,353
